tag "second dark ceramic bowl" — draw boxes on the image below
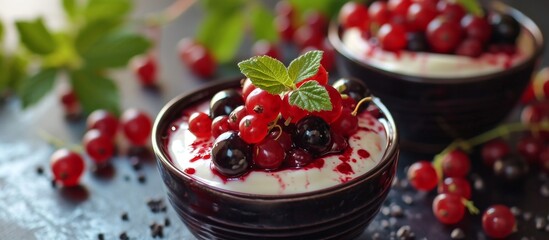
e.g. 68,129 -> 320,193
152,79 -> 399,239
328,2 -> 544,152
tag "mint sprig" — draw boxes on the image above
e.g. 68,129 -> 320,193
457,0 -> 484,17
238,50 -> 332,112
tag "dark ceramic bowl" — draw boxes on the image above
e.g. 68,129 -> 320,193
152,79 -> 399,239
328,2 -> 544,152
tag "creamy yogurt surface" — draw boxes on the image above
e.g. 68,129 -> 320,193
166,101 -> 388,195
342,28 -> 535,78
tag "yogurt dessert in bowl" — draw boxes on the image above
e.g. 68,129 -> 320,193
152,51 -> 399,239
329,0 -> 544,151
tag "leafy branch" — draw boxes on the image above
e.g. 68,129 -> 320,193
9,0 -> 151,115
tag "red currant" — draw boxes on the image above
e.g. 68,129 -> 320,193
241,78 -> 257,101
437,177 -> 471,199
437,1 -> 466,23
51,149 -> 85,187
426,16 -> 464,53
441,150 -> 471,178
253,138 -> 285,170
303,10 -> 328,34
369,1 -> 391,29
132,55 -> 157,86
330,108 -> 358,137
482,205 -> 516,239
178,37 -> 199,62
239,114 -> 269,144
517,135 -> 543,164
297,65 -> 329,87
377,23 -> 407,52
87,109 -> 119,139
312,85 -> 343,124
60,88 -> 80,115
188,112 -> 212,139
228,105 -> 247,131
211,115 -> 231,139
388,0 -> 412,16
461,14 -> 492,44
182,43 -> 216,78
432,193 -> 465,224
339,2 -> 370,31
245,88 -> 282,122
293,25 -> 324,49
281,92 -> 309,123
267,128 -> 292,151
407,2 -> 438,32
481,138 -> 510,167
407,161 -> 438,191
120,109 -> 153,146
83,129 -> 114,164
252,40 -> 281,60
275,15 -> 296,42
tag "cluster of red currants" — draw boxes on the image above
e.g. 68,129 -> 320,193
407,149 -> 516,238
338,0 -> 520,57
187,67 -> 371,177
50,109 -> 153,187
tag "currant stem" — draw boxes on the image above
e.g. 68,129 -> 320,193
145,0 -> 196,26
432,120 -> 549,180
352,97 -> 373,116
38,130 -> 83,153
462,198 -> 480,215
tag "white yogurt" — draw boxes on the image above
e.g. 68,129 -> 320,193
166,101 -> 388,195
342,28 -> 535,78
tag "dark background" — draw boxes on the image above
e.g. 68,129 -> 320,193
1,0 -> 549,239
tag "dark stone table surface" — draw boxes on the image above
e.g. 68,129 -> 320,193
1,0 -> 549,239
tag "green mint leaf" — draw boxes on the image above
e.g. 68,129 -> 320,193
250,4 -> 278,42
75,19 -> 122,55
288,50 -> 323,84
4,53 -> 28,92
81,31 -> 150,69
289,81 -> 332,112
70,69 -> 120,115
18,68 -> 57,108
15,18 -> 57,55
457,0 -> 484,16
238,55 -> 292,95
197,9 -> 245,63
62,0 -> 78,21
85,0 -> 131,23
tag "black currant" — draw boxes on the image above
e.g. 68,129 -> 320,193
332,77 -> 371,104
406,32 -> 429,52
489,13 -> 521,44
212,131 -> 252,177
293,116 -> 332,156
493,154 -> 529,184
210,89 -> 244,119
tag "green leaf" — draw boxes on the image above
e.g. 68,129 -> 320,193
15,18 -> 58,55
84,0 -> 131,23
457,0 -> 484,16
238,55 -> 292,95
70,69 -> 120,115
62,0 -> 78,21
289,81 -> 332,112
288,50 -> 323,84
82,32 -> 150,69
250,4 -> 278,42
75,19 -> 122,55
197,8 -> 245,63
18,68 -> 57,108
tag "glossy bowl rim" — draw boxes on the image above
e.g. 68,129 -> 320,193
151,78 -> 399,200
327,1 -> 545,85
